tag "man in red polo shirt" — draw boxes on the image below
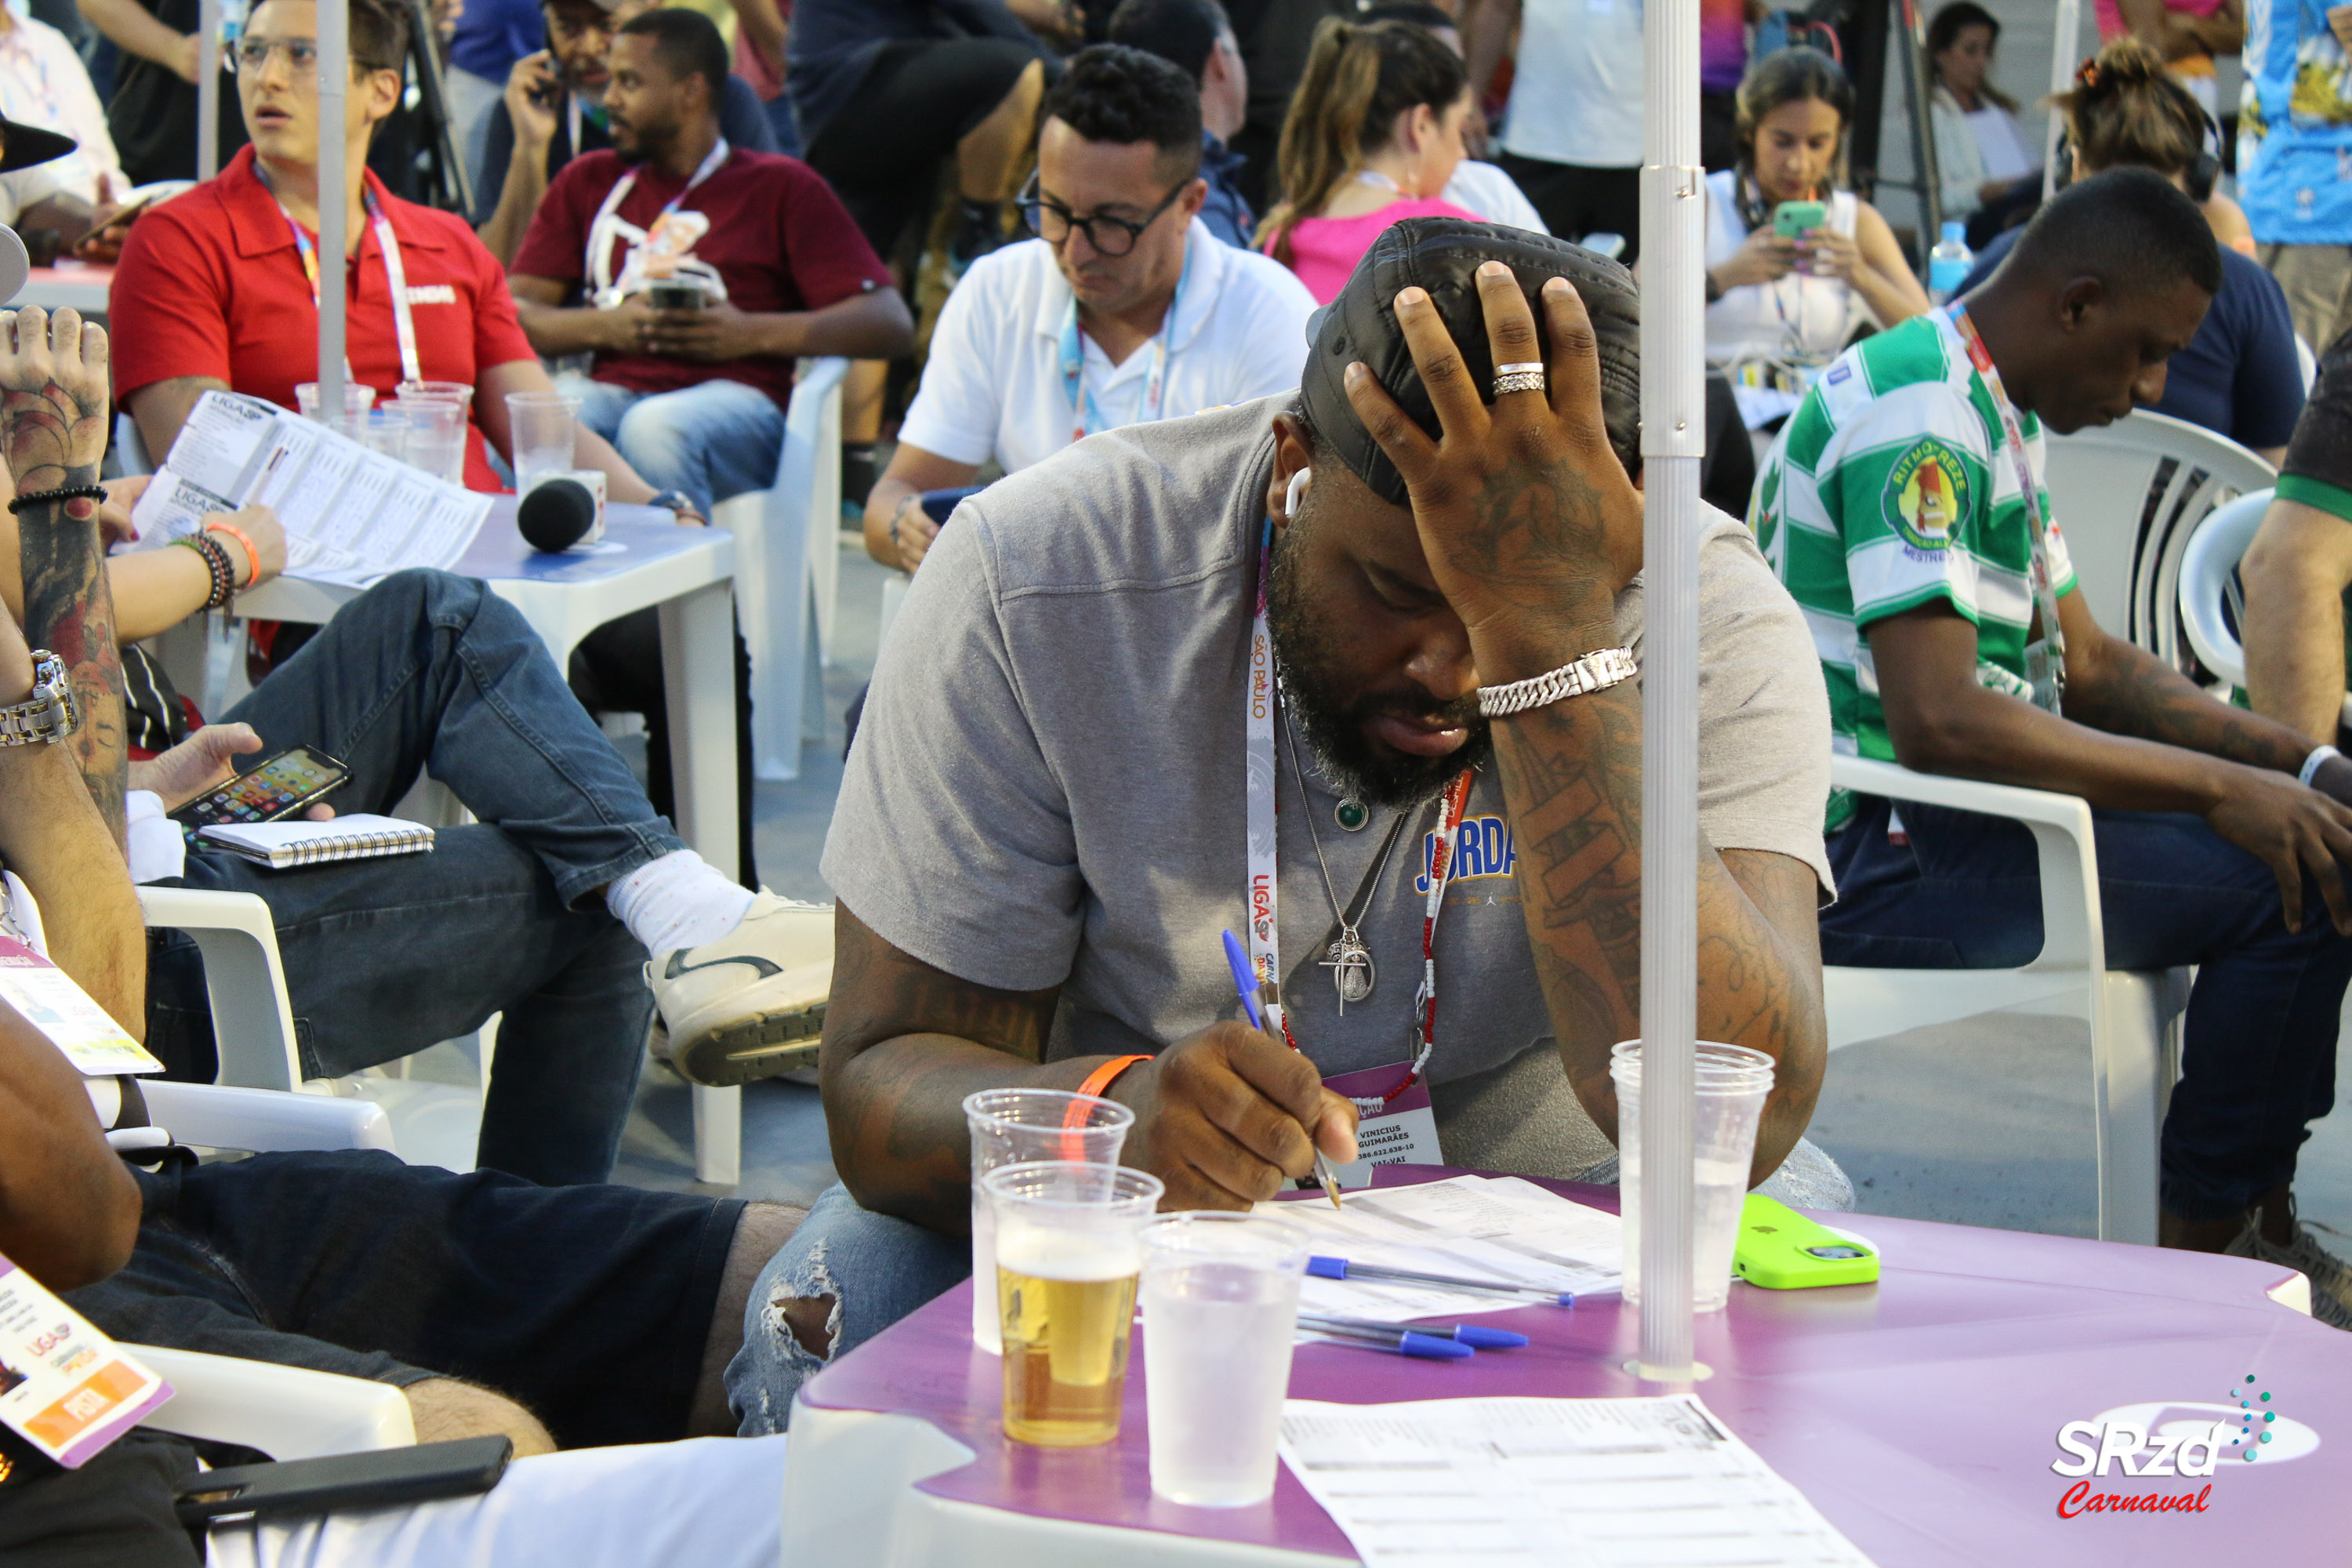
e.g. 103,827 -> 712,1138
508,7 -> 913,516
107,0 -> 668,510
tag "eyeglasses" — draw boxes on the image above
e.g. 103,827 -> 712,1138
229,36 -> 398,76
1016,172 -> 1189,258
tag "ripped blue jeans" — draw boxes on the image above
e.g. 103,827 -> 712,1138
726,1183 -> 967,1434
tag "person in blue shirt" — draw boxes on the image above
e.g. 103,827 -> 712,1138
1108,0 -> 1255,248
2242,0 -> 2352,351
1960,38 -> 2304,460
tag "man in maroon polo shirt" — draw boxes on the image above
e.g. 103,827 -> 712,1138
508,6 -> 913,516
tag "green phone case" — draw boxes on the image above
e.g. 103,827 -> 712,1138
1773,199 -> 1828,238
1732,1193 -> 1879,1289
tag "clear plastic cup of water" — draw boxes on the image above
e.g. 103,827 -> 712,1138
354,405 -> 411,460
964,1088 -> 1134,1353
296,380 -> 374,425
504,390 -> 579,493
1610,1040 -> 1774,1313
1140,1211 -> 1308,1507
393,396 -> 467,484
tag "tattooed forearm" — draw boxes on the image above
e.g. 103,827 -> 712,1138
17,480 -> 124,846
2063,637 -> 2309,774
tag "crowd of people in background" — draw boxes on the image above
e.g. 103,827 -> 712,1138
10,0 -> 2352,1559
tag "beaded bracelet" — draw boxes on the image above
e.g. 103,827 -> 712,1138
8,484 -> 107,516
170,534 -> 234,611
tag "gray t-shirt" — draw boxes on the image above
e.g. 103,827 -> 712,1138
824,397 -> 1833,1177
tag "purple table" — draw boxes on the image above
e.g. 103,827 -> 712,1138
784,1166 -> 2352,1564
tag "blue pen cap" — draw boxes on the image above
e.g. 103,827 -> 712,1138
1307,1255 -> 1349,1280
1451,1326 -> 1530,1349
1398,1332 -> 1475,1360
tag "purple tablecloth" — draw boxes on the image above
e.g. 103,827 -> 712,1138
799,1166 -> 2352,1563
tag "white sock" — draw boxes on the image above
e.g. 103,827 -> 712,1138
608,850 -> 757,956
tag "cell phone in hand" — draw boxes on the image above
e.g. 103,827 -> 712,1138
920,485 -> 986,526
169,746 -> 349,829
176,1436 -> 512,1526
1773,199 -> 1828,239
646,279 -> 708,310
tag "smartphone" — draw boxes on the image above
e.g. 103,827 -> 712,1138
920,485 -> 986,526
1731,1193 -> 1880,1290
646,279 -> 707,310
1773,199 -> 1828,238
176,1436 -> 512,1526
169,746 -> 349,829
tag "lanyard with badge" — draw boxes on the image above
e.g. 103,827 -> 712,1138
278,187 -> 422,386
1947,301 -> 2067,711
586,136 -> 729,306
1243,518 -> 1474,1181
1059,235 -> 1192,445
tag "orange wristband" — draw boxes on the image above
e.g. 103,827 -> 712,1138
205,521 -> 260,586
1068,1054 -> 1150,1122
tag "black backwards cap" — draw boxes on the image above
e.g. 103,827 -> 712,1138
1297,217 -> 1643,506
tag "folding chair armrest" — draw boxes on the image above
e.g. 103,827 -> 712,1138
1831,753 -> 2104,971
139,1080 -> 397,1154
135,1345 -> 416,1458
136,887 -> 303,1091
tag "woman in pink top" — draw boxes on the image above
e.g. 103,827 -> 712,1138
1257,19 -> 1483,303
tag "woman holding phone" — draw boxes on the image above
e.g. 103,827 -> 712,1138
1702,47 -> 1928,423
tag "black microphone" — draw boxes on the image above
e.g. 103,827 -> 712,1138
517,477 -> 597,553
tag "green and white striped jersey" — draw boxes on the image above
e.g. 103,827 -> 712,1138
1750,311 -> 2076,831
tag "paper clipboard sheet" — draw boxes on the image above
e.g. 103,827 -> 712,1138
1279,1395 -> 1877,1566
1258,1174 -> 1623,1324
127,390 -> 490,589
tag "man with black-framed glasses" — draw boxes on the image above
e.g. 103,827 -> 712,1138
862,43 -> 1314,575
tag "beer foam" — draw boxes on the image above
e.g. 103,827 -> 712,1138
996,1225 -> 1141,1283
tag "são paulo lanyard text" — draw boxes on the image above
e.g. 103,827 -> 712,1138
586,136 -> 730,300
1243,518 -> 1474,1108
1947,301 -> 2066,711
1060,233 -> 1192,446
278,184 -> 420,386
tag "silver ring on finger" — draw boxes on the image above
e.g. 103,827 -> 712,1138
1492,361 -> 1546,397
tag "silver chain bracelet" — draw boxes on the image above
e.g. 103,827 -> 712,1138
1476,647 -> 1639,718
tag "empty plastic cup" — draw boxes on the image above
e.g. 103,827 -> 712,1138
964,1088 -> 1134,1352
1141,1211 -> 1308,1506
504,390 -> 579,493
983,1160 -> 1163,1447
396,379 -> 474,413
296,380 -> 373,425
393,396 -> 467,484
1610,1040 -> 1774,1312
354,405 -> 412,461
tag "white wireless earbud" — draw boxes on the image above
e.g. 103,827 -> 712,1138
1284,466 -> 1312,519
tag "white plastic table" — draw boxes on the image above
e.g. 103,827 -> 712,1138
226,502 -> 747,1183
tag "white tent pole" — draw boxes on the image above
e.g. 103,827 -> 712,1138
197,0 -> 220,182
316,0 -> 348,412
2047,0 -> 2082,199
1636,0 -> 1701,1381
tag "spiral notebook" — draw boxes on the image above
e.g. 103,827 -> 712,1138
196,815 -> 435,869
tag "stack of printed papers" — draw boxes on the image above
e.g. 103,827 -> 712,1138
1280,1395 -> 1876,1566
1258,1174 -> 1622,1323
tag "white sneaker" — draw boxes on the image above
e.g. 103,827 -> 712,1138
646,892 -> 832,1087
2228,1221 -> 2352,1331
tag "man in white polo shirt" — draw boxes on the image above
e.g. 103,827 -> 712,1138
861,42 -> 1316,574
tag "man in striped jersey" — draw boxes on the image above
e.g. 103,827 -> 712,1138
1755,169 -> 2352,1306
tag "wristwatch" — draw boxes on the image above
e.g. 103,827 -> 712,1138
0,650 -> 77,746
647,488 -> 701,519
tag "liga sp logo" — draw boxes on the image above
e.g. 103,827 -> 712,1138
2049,1376 -> 2318,1519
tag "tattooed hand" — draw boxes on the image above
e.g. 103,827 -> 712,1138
0,306 -> 108,496
1341,263 -> 1642,680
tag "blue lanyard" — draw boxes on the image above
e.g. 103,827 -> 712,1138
1058,232 -> 1192,446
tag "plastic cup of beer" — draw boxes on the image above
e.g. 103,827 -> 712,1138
964,1088 -> 1134,1353
504,390 -> 579,492
296,380 -> 373,425
981,1160 -> 1163,1447
1610,1040 -> 1774,1313
1140,1211 -> 1308,1507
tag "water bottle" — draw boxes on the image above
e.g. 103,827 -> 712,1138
1928,221 -> 1974,306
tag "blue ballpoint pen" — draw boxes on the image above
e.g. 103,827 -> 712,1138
1297,1316 -> 1475,1359
1301,1311 -> 1530,1349
1308,1254 -> 1575,1306
1221,929 -> 1345,1210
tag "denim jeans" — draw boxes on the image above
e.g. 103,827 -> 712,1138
1821,794 -> 2352,1220
574,377 -> 786,516
723,1138 -> 1855,1432
144,568 -> 688,1185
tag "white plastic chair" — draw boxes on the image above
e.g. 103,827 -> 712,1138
2042,409 -> 2277,667
1823,754 -> 2190,1246
2178,485 -> 2352,735
137,887 -> 302,1093
712,355 -> 848,781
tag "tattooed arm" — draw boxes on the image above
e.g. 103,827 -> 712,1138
2,309 -> 121,844
1869,591 -> 2352,933
1339,265 -> 1824,1179
823,904 -> 1357,1230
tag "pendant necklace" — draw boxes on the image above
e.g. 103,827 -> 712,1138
1283,715 -> 1400,1011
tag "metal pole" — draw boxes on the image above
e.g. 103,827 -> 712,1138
1637,0 -> 1700,1384
197,0 -> 220,182
2047,0 -> 2082,199
316,0 -> 347,412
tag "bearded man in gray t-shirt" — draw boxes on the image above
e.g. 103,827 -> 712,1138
726,220 -> 1839,1430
